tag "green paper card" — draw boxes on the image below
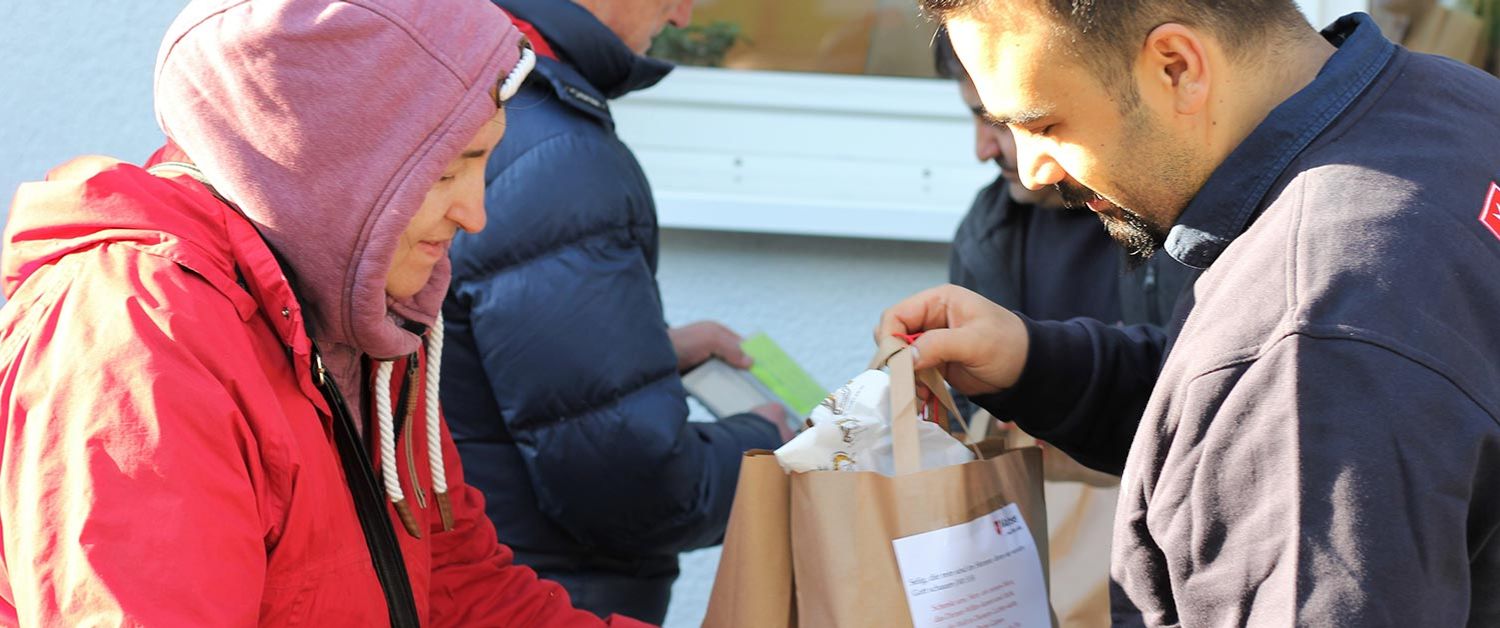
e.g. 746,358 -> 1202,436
741,332 -> 826,416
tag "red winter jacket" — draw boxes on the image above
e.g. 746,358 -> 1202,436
0,156 -> 651,627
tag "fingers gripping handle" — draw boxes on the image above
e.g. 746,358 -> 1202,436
873,335 -> 982,476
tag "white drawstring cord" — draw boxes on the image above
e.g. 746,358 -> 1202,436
372,317 -> 452,536
375,360 -> 401,503
426,315 -> 454,530
498,46 -> 536,103
376,359 -> 420,537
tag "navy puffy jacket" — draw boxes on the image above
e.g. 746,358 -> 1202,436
441,0 -> 780,579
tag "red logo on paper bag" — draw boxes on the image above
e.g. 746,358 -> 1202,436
1481,181 -> 1500,241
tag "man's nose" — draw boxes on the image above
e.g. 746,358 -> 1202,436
1014,135 -> 1064,190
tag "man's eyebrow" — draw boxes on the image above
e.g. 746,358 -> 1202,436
460,148 -> 489,159
981,106 -> 1051,128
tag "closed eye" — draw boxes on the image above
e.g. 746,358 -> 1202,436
1016,123 -> 1057,138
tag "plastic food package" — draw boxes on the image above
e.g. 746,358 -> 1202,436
774,369 -> 975,476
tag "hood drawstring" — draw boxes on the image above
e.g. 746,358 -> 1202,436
375,314 -> 452,538
499,45 -> 536,103
424,317 -> 454,531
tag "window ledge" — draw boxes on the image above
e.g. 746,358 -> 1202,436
614,67 -> 994,243
614,0 -> 1357,243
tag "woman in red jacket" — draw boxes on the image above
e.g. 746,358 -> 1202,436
0,0 -> 648,625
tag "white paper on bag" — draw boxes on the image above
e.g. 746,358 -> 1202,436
891,503 -> 1050,628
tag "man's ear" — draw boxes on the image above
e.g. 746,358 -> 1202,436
1137,23 -> 1211,115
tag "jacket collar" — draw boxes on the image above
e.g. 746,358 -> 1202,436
1165,12 -> 1395,269
145,164 -> 332,415
493,0 -> 672,108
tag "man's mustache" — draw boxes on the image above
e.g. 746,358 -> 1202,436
1054,181 -> 1104,208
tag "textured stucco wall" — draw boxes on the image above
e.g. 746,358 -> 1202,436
0,2 -> 183,210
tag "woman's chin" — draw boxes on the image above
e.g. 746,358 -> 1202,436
385,270 -> 435,300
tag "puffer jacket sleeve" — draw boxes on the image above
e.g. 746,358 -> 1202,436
425,412 -> 651,627
445,131 -> 780,557
0,250 -> 268,626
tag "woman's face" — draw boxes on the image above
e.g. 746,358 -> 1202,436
386,109 -> 507,299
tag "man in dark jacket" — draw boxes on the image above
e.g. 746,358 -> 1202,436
936,28 -> 1192,627
441,0 -> 788,622
883,2 -> 1500,624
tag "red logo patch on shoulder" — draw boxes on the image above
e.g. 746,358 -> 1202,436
1482,181 -> 1500,241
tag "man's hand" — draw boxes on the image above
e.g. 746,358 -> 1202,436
748,402 -> 796,442
874,284 -> 1030,397
669,321 -> 751,373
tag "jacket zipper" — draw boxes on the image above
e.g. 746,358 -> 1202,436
311,345 -> 422,627
401,357 -> 427,510
1143,262 -> 1160,324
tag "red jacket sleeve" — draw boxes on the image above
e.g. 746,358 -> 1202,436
0,249 -> 268,626
425,416 -> 655,627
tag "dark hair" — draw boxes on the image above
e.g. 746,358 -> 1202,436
932,27 -> 967,80
920,0 -> 1308,88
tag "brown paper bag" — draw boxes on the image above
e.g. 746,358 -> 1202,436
976,415 -> 1119,489
705,338 -> 1054,627
1405,5 -> 1486,66
1372,0 -> 1438,40
963,410 -> 1116,628
702,450 -> 795,628
1041,482 -> 1116,628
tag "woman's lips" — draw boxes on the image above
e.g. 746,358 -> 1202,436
416,240 -> 450,258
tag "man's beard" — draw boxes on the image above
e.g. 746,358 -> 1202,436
1055,182 -> 1169,268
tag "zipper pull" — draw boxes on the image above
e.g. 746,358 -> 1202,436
313,353 -> 328,387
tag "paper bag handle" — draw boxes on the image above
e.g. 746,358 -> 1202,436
871,335 -> 981,475
963,409 -> 1004,445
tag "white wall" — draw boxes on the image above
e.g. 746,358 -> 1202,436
1307,0 -> 1374,27
614,68 -> 994,243
0,2 -> 185,208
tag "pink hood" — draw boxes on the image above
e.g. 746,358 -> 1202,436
153,0 -> 523,360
